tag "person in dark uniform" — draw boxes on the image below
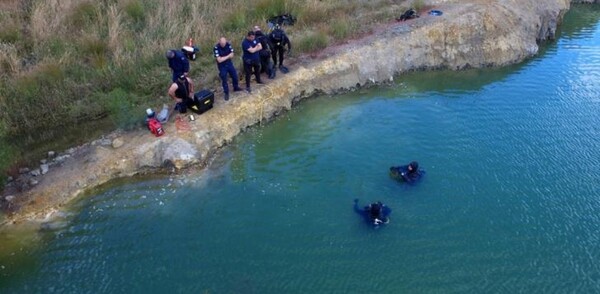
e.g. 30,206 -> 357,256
389,161 -> 423,184
268,25 -> 292,73
214,37 -> 242,101
166,49 -> 190,82
353,199 -> 391,227
253,26 -> 275,79
167,74 -> 194,114
241,31 -> 263,93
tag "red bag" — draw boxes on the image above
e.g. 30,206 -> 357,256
148,118 -> 164,137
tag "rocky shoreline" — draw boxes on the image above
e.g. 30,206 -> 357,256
0,0 -> 581,226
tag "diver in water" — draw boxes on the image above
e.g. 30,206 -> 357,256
389,161 -> 423,183
354,199 -> 391,227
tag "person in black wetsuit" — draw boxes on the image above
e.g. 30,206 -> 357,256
168,74 -> 194,114
354,199 -> 391,227
389,161 -> 423,183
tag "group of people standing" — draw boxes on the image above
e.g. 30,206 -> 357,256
166,25 -> 291,108
216,25 -> 291,99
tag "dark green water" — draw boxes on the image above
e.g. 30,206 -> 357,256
2,5 -> 600,293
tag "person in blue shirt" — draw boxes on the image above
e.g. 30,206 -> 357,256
214,37 -> 242,101
166,49 -> 190,82
241,31 -> 263,93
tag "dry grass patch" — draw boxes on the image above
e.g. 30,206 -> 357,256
0,43 -> 19,77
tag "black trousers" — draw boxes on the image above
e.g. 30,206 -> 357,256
244,59 -> 262,88
272,46 -> 285,67
260,54 -> 275,77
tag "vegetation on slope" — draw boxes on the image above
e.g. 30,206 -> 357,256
0,0 -> 411,182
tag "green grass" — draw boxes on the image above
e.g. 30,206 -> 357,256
0,141 -> 14,190
252,0 -> 288,19
124,0 -> 146,23
0,25 -> 21,44
69,2 -> 99,29
222,9 -> 249,32
413,0 -> 425,11
330,18 -> 356,41
295,30 -> 329,53
98,88 -> 144,130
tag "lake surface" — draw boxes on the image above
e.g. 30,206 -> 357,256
1,5 -> 599,293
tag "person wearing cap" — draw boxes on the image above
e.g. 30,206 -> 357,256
168,74 -> 194,114
166,49 -> 190,82
241,31 -> 263,93
253,26 -> 275,80
214,37 -> 241,101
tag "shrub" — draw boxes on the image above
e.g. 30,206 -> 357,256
80,37 -> 109,68
295,1 -> 331,28
98,88 -> 142,130
0,25 -> 21,44
0,43 -> 18,77
413,0 -> 425,11
70,2 -> 98,29
330,18 -> 356,41
253,0 -> 287,20
124,0 -> 145,23
0,138 -> 15,190
222,9 -> 248,32
295,30 -> 329,53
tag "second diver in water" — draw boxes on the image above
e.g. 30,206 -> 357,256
354,199 -> 391,227
389,161 -> 423,184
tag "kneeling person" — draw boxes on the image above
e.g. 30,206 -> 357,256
168,74 -> 194,114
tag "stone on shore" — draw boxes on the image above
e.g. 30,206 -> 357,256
112,138 -> 125,149
40,164 -> 50,175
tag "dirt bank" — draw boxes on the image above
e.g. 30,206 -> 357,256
1,0 -> 576,226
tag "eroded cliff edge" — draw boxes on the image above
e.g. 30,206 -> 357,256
1,0 -> 575,225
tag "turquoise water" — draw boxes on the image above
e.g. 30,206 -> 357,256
2,6 -> 600,293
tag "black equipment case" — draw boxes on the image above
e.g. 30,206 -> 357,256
190,90 -> 214,114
